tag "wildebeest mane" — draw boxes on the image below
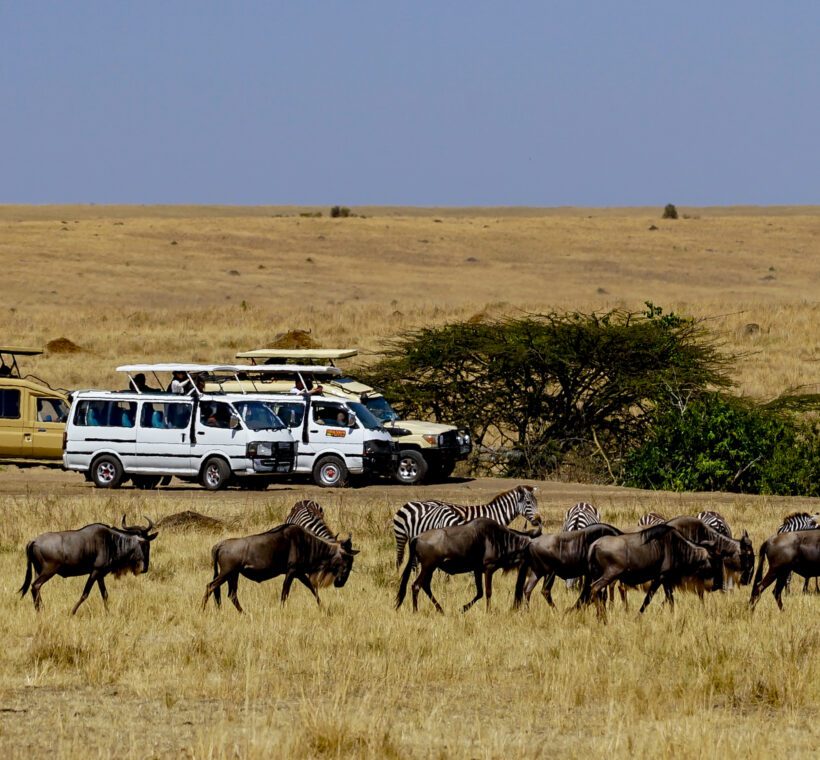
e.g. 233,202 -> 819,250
639,524 -> 676,544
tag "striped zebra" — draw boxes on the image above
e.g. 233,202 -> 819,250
697,510 -> 733,538
637,512 -> 667,527
777,512 -> 820,593
392,485 -> 540,569
285,500 -> 336,541
562,502 -> 601,588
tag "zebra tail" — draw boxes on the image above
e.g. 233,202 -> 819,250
19,542 -> 34,597
395,538 -> 417,610
752,541 -> 768,589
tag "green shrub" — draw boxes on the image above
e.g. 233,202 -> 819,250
662,203 -> 679,219
330,206 -> 351,218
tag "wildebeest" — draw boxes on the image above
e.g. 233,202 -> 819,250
667,516 -> 754,588
513,523 -> 623,608
395,517 -> 540,613
202,524 -> 359,613
749,529 -> 820,610
579,525 -> 726,618
19,516 -> 158,614
777,512 -> 820,593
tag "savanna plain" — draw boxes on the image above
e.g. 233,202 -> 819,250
1,205 -> 819,758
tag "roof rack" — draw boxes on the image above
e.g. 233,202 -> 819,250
235,348 -> 358,366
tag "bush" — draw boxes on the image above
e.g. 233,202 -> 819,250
330,206 -> 351,218
622,393 -> 819,494
662,203 -> 679,219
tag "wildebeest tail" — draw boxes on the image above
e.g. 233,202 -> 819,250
395,538 -> 417,609
19,541 -> 34,597
752,540 -> 769,588
211,543 -> 222,606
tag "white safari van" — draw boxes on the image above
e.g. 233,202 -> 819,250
63,365 -> 296,490
206,365 -> 396,487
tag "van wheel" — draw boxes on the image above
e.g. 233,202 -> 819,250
395,450 -> 427,485
91,455 -> 124,489
131,475 -> 162,490
200,457 -> 231,491
313,456 -> 348,487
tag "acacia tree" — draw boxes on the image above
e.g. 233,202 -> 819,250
359,305 -> 733,480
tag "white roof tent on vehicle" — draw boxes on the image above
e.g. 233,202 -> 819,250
0,347 -> 44,378
116,363 -> 342,395
235,348 -> 358,367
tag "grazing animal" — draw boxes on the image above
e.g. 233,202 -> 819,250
392,485 -> 540,569
638,512 -> 667,527
202,525 -> 359,613
697,510 -> 733,538
561,502 -> 601,589
666,516 -> 754,589
580,525 -> 725,618
285,499 -> 335,541
750,529 -> 820,610
513,523 -> 623,608
395,518 -> 540,613
19,516 -> 158,614
777,512 -> 820,593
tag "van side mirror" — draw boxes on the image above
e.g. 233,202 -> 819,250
348,412 -> 358,428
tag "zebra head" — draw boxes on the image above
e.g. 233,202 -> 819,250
516,485 -> 541,526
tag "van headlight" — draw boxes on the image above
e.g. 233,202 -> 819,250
247,441 -> 273,458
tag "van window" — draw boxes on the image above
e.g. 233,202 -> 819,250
0,389 -> 21,419
74,400 -> 138,428
312,403 -> 348,427
140,402 -> 192,430
37,397 -> 69,423
270,402 -> 304,428
233,400 -> 285,431
199,401 -> 238,429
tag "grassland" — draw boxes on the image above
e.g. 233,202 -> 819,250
1,205 -> 819,758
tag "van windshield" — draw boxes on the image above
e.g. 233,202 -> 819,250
347,402 -> 384,431
364,396 -> 400,422
233,400 -> 286,431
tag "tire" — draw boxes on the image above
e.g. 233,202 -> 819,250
90,455 -> 124,489
131,474 -> 162,490
313,455 -> 348,488
200,457 -> 232,491
395,450 -> 428,485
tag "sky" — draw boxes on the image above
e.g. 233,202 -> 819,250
2,2 -> 819,206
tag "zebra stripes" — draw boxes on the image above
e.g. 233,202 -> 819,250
777,512 -> 818,534
285,500 -> 336,541
697,510 -> 732,538
638,512 -> 667,527
392,485 -> 540,569
562,502 -> 601,532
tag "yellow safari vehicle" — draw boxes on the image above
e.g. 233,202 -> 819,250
0,347 -> 70,465
230,348 -> 472,484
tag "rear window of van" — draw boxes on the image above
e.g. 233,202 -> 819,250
74,400 -> 137,428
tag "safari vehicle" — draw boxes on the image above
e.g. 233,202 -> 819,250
0,347 -> 70,465
230,348 -> 472,485
63,364 -> 296,491
205,365 -> 396,487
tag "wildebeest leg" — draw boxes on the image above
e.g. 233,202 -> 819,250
618,583 -> 629,611
638,578 -> 662,614
227,574 -> 243,613
541,572 -> 557,608
96,576 -> 109,612
513,564 -> 531,609
295,573 -> 321,605
662,583 -> 675,610
773,573 -> 789,611
462,570 -> 484,613
750,569 -> 780,609
30,570 -> 57,611
414,566 -> 443,613
483,570 -> 494,611
71,573 -> 100,615
202,572 -> 232,610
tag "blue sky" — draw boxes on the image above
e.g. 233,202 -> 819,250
2,2 -> 818,206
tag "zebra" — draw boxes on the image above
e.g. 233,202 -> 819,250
561,502 -> 601,588
697,510 -> 733,538
285,499 -> 336,541
777,512 -> 820,593
637,512 -> 667,527
392,485 -> 540,569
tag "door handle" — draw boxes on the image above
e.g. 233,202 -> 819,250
37,428 -> 47,432
310,429 -> 318,433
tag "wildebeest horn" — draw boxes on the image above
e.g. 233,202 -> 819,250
121,514 -> 128,528
143,515 -> 155,531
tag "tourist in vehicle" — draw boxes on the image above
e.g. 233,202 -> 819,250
290,376 -> 323,397
130,373 -> 159,393
169,370 -> 193,394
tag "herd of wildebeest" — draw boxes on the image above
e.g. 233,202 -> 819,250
17,485 -> 820,618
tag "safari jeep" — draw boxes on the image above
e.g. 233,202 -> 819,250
231,349 -> 472,484
0,347 -> 70,465
63,365 -> 297,491
204,365 -> 396,487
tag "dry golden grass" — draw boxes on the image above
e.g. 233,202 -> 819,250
1,205 -> 819,757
